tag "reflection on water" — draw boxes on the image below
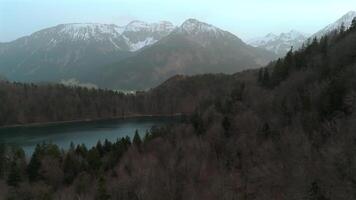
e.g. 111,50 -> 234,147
0,116 -> 180,156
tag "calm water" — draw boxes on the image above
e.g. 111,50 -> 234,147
0,116 -> 180,156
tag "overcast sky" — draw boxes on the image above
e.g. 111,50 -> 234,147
1,0 -> 355,42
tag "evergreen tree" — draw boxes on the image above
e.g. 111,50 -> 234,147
95,176 -> 110,200
87,148 -> 102,171
263,68 -> 270,86
7,161 -> 21,187
0,144 -> 5,178
222,116 -> 231,137
96,141 -> 104,156
133,130 -> 142,147
351,17 -> 356,30
339,22 -> 346,34
27,145 -> 42,181
258,68 -> 263,84
307,182 -> 329,200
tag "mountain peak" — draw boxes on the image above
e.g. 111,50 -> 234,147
248,30 -> 308,56
33,23 -> 124,41
312,11 -> 356,38
343,10 -> 356,18
125,20 -> 151,32
125,20 -> 175,33
337,10 -> 356,25
180,18 -> 221,35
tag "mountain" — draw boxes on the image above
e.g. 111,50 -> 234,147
122,20 -> 175,51
0,21 -> 175,84
97,19 -> 277,90
312,10 -> 356,38
248,30 -> 309,56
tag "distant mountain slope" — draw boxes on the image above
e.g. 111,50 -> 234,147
312,10 -> 356,38
0,21 -> 175,84
248,30 -> 309,56
98,19 -> 277,90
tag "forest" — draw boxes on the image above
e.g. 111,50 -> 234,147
1,19 -> 356,200
0,73 -> 240,126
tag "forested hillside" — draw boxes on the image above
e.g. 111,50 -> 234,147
1,19 -> 356,200
0,74 -> 239,126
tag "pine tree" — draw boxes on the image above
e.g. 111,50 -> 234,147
307,181 -> 329,200
263,68 -> 270,86
27,145 -> 41,181
351,17 -> 356,30
95,176 -> 110,200
258,68 -> 263,84
133,130 -> 142,147
339,22 -> 346,34
87,148 -> 102,171
7,161 -> 21,187
222,116 -> 231,137
0,144 -> 5,178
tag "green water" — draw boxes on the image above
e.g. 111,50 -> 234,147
0,116 -> 180,156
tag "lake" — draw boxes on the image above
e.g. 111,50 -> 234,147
0,116 -> 181,156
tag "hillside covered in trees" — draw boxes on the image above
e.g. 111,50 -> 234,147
1,19 -> 356,200
0,74 -> 238,126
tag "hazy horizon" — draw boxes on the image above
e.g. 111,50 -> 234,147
1,0 -> 356,42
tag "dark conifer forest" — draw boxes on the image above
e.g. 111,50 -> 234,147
1,16 -> 356,200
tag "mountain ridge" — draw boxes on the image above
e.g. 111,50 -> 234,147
0,20 -> 176,84
97,18 -> 277,90
248,30 -> 309,56
312,10 -> 356,38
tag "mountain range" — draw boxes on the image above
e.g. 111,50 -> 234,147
0,11 -> 355,90
248,10 -> 356,56
97,19 -> 276,90
0,21 -> 174,84
0,19 -> 276,90
248,30 -> 309,56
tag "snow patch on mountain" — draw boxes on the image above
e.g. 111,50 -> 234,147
179,19 -> 223,36
58,23 -> 123,40
124,20 -> 174,33
248,30 -> 309,56
312,11 -> 356,38
123,36 -> 157,51
31,21 -> 175,51
60,78 -> 98,89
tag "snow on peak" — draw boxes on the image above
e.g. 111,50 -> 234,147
122,20 -> 175,51
57,23 -> 124,40
180,19 -> 221,35
30,20 -> 176,51
124,20 -> 175,33
325,11 -> 356,30
248,30 -> 309,56
125,20 -> 151,32
123,36 -> 157,52
313,11 -> 356,38
151,21 -> 175,32
343,10 -> 356,19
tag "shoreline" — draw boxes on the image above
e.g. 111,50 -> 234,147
0,113 -> 188,129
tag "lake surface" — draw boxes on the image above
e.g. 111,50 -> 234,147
0,116 -> 180,156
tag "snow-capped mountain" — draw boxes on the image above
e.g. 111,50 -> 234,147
98,18 -> 277,90
45,23 -> 124,41
0,20 -> 175,83
248,30 -> 309,56
176,19 -> 233,47
312,11 -> 356,39
33,21 -> 175,52
179,19 -> 223,35
0,18 -> 276,90
122,20 -> 175,51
